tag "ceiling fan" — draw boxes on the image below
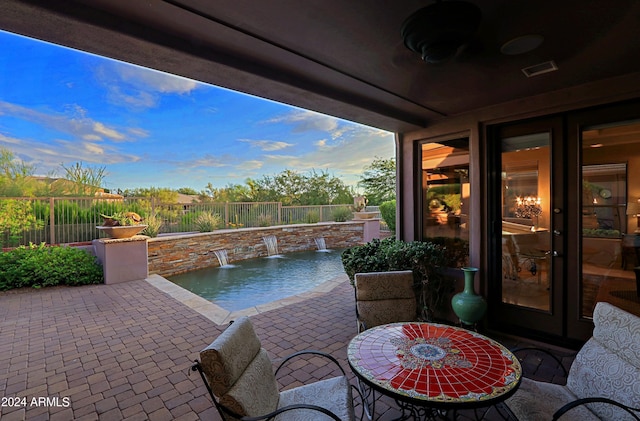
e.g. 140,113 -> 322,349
401,0 -> 482,64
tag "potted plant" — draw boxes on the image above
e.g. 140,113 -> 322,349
97,212 -> 148,239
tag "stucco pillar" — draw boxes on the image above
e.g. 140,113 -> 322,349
92,236 -> 149,284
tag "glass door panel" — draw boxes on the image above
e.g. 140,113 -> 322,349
580,120 -> 640,319
501,133 -> 552,311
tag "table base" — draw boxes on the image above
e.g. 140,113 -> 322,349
358,379 -> 518,421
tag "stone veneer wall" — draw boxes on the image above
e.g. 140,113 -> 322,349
147,222 -> 366,277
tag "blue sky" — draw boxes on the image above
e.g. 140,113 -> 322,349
0,30 -> 395,193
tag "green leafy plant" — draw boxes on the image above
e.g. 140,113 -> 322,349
194,212 -> 222,232
100,212 -> 143,226
332,206 -> 352,222
428,236 -> 469,268
341,238 -> 453,321
305,210 -> 320,223
256,213 -> 274,227
0,199 -> 45,247
142,213 -> 163,237
379,199 -> 396,232
0,243 -> 103,290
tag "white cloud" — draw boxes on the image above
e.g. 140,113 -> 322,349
266,109 -> 339,133
93,122 -> 126,141
114,64 -> 198,94
0,133 -> 22,145
236,160 -> 263,170
238,139 -> 293,151
0,100 -> 139,143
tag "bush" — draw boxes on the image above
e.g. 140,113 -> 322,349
379,200 -> 396,232
194,212 -> 222,232
142,213 -> 163,237
332,206 -> 352,222
305,210 -> 320,223
341,238 -> 453,321
0,243 -> 103,290
428,236 -> 469,267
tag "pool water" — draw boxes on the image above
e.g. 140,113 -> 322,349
167,249 -> 346,311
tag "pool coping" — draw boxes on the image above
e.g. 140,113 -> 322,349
145,272 -> 349,325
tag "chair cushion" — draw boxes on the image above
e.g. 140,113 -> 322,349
566,302 -> 640,420
357,298 -> 416,329
591,301 -> 640,367
219,348 -> 280,420
200,316 -> 262,396
276,376 -> 354,421
355,270 -> 415,301
505,377 -> 599,421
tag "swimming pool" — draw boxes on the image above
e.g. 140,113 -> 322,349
167,249 -> 346,311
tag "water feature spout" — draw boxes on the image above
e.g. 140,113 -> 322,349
214,249 -> 232,267
262,235 -> 281,257
314,237 -> 330,252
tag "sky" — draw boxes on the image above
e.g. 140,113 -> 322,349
0,30 -> 395,193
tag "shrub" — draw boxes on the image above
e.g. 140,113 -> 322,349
379,200 -> 396,232
256,213 -> 274,227
0,243 -> 103,290
305,210 -> 320,223
341,238 -> 453,321
142,213 -> 163,237
194,212 -> 222,232
428,236 -> 469,267
332,206 -> 352,222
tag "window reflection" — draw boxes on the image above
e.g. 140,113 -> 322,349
421,138 -> 470,243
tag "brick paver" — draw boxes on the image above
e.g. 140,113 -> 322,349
0,276 -> 573,420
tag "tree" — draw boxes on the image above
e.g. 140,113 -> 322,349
358,157 -> 396,205
123,187 -> 178,203
200,182 -> 253,202
0,147 -> 43,197
246,169 -> 353,206
61,162 -> 107,196
177,187 -> 198,195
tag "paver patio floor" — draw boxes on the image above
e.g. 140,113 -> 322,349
0,275 -> 574,420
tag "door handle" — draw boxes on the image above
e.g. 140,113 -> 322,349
545,250 -> 561,257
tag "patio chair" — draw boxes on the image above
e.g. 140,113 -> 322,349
191,316 -> 358,421
504,302 -> 640,420
354,270 -> 416,332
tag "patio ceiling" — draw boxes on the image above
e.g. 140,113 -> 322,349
2,0 -> 640,132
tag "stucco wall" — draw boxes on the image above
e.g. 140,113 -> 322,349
147,222 -> 367,277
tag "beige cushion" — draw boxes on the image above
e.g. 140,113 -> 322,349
506,302 -> 640,420
277,376 -> 354,421
505,377 -> 598,421
200,316 -> 262,396
566,302 -> 640,420
355,270 -> 415,300
355,271 -> 416,329
220,348 -> 280,420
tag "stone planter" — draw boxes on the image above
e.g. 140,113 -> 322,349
96,225 -> 148,239
353,211 -> 377,220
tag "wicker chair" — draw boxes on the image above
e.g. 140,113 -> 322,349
191,316 -> 357,421
354,270 -> 417,332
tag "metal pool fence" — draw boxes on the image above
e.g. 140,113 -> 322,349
0,197 -> 385,248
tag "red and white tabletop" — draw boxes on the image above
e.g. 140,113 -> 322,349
348,322 -> 522,405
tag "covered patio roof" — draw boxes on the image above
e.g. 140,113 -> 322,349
2,0 -> 640,133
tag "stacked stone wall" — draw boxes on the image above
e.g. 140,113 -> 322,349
147,222 -> 365,277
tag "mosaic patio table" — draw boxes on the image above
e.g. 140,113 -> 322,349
348,322 -> 522,420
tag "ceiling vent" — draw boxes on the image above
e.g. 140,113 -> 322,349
521,61 -> 558,77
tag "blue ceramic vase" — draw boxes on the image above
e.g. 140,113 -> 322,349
451,267 -> 487,325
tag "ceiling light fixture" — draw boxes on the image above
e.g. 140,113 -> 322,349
500,34 -> 544,55
401,0 -> 482,64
